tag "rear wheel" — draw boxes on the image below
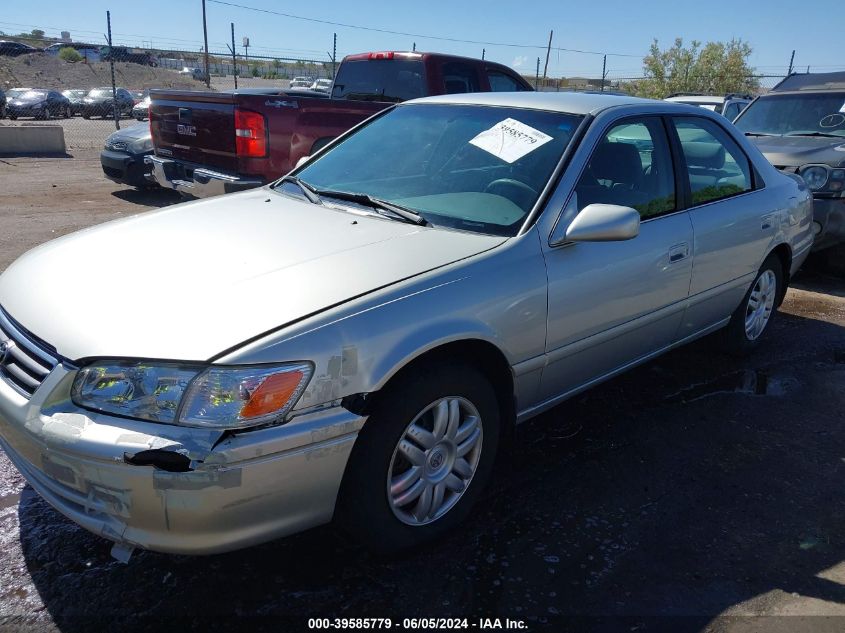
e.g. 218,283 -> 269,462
337,362 -> 500,553
721,253 -> 783,355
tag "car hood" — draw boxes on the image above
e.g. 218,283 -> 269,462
0,189 -> 504,361
747,135 -> 845,168
11,97 -> 45,105
108,123 -> 150,143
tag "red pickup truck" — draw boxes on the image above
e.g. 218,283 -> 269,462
146,51 -> 532,197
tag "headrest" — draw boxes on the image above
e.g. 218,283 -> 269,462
589,142 -> 643,184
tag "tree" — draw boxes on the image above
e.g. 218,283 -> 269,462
31,29 -> 45,39
632,38 -> 759,99
58,47 -> 83,63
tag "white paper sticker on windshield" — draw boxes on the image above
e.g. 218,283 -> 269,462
840,101 -> 845,113
469,118 -> 553,164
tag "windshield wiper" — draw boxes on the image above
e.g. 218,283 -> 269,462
785,131 -> 843,138
277,175 -> 322,205
314,189 -> 429,226
743,131 -> 776,137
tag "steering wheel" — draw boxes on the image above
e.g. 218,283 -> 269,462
484,178 -> 539,209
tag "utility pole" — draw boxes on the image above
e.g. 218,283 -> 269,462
482,48 -> 485,60
229,22 -> 238,89
106,11 -> 119,131
412,42 -> 416,52
543,30 -> 553,79
244,36 -> 250,70
535,57 -> 540,90
787,49 -> 795,75
201,0 -> 211,88
601,54 -> 607,92
332,33 -> 337,78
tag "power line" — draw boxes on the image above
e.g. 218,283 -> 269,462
206,0 -> 641,57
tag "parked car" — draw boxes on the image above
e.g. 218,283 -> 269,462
44,42 -> 101,62
61,89 -> 87,116
132,95 -> 151,121
101,46 -> 158,66
0,89 -> 6,119
0,92 -> 812,560
178,67 -> 208,82
81,87 -> 135,119
6,89 -> 72,119
310,78 -> 333,93
733,71 -> 845,259
100,124 -> 157,189
289,76 -> 314,89
147,51 -> 533,196
665,94 -> 753,121
130,90 -> 147,105
0,41 -> 41,56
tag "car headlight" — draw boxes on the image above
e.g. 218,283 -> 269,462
799,165 -> 829,191
71,361 -> 313,429
129,136 -> 153,152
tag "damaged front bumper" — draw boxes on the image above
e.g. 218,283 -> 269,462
0,364 -> 365,557
811,196 -> 845,252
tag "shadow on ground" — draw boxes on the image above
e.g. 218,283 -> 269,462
11,278 -> 845,632
110,188 -> 183,208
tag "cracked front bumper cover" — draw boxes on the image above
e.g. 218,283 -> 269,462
0,365 -> 365,555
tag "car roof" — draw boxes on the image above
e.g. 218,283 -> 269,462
665,95 -> 725,104
408,91 -> 658,115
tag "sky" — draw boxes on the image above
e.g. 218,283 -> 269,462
1,0 -> 841,79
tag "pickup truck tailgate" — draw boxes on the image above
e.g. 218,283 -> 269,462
149,90 -> 237,172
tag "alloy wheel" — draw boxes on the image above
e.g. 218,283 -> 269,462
387,397 -> 483,526
745,269 -> 776,340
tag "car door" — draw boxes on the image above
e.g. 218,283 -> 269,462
538,115 -> 694,402
668,115 -> 772,338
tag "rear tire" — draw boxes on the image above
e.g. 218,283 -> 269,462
721,253 -> 783,356
337,361 -> 501,554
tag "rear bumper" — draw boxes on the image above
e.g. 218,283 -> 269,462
811,197 -> 845,251
100,149 -> 153,188
0,365 -> 365,556
145,155 -> 264,198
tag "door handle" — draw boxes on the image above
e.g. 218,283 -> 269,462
669,243 -> 689,263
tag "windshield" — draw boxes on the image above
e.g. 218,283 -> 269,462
287,103 -> 581,236
735,92 -> 845,137
20,90 -> 47,99
63,90 -> 85,97
88,89 -> 113,97
332,59 -> 425,102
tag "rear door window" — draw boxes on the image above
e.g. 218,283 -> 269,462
672,117 -> 754,206
487,71 -> 526,92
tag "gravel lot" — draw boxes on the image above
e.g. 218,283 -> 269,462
0,155 -> 844,632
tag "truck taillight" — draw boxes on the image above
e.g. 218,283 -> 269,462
235,108 -> 267,157
368,51 -> 395,60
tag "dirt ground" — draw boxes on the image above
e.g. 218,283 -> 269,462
0,155 -> 844,632
0,55 -> 206,93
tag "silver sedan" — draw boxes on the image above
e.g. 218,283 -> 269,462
0,92 -> 814,560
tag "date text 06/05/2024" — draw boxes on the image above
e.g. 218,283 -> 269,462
307,618 -> 528,630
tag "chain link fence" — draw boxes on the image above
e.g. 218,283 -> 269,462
531,73 -> 789,95
0,48 -> 333,151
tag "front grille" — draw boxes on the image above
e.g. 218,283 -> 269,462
0,307 -> 59,398
105,141 -> 128,152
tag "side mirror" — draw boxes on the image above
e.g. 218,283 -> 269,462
564,203 -> 640,243
295,155 -> 311,169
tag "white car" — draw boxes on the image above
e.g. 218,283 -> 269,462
310,78 -> 333,93
664,94 -> 752,121
289,76 -> 314,89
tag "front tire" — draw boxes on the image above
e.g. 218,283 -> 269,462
337,362 -> 501,553
721,253 -> 783,355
